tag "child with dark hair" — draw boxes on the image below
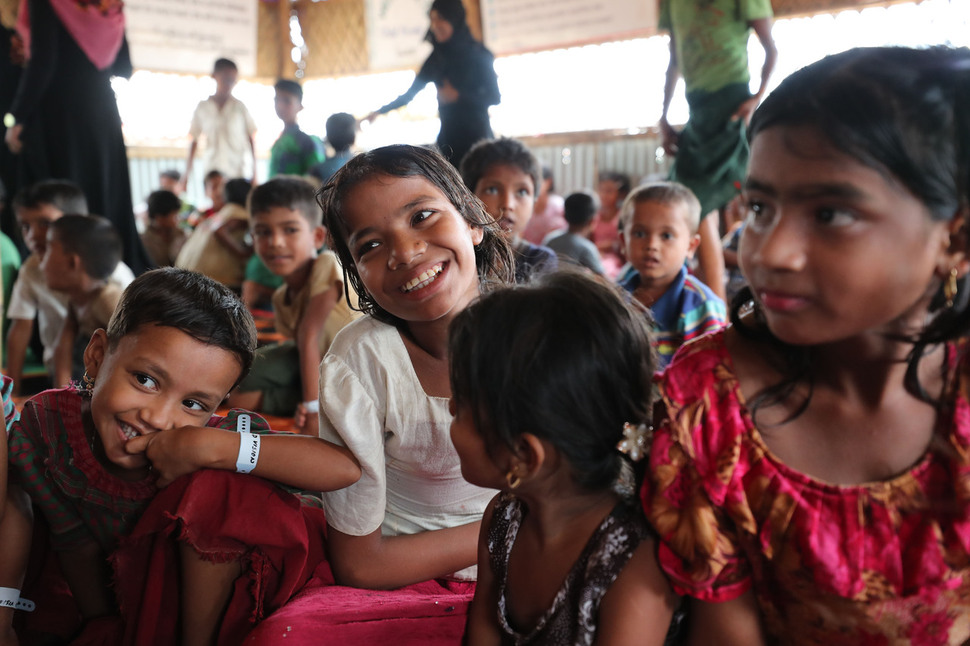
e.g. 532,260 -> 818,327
140,190 -> 187,267
42,215 -> 122,387
6,181 -> 135,394
229,176 -> 359,436
522,164 -> 566,245
183,58 -> 257,189
4,267 -> 359,644
268,80 -> 324,179
308,112 -> 357,183
643,46 -> 970,643
591,170 -> 631,279
618,181 -> 726,368
176,178 -> 252,292
460,137 -> 558,283
545,190 -> 605,275
240,144 -> 514,644
452,271 -> 676,643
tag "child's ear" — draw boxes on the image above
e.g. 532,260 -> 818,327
509,433 -> 547,482
313,224 -> 327,248
469,223 -> 485,247
686,233 -> 702,258
83,329 -> 109,379
940,209 -> 970,278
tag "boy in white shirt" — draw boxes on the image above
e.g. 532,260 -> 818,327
6,180 -> 134,394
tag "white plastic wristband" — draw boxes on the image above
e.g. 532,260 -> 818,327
0,587 -> 34,612
235,414 -> 260,474
302,400 -> 320,414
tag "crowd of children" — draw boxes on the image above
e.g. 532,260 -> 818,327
0,31 -> 966,646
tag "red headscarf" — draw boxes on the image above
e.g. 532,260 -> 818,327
16,0 -> 125,71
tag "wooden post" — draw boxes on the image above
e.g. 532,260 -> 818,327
277,0 -> 290,79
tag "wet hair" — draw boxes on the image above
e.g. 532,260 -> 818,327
734,46 -> 970,418
449,271 -> 656,492
106,267 -> 257,386
147,190 -> 182,219
597,171 -> 632,197
460,138 -> 541,202
274,78 -> 303,102
563,191 -> 600,228
14,179 -> 88,215
318,144 -> 514,327
326,112 -> 357,152
250,176 -> 321,227
213,58 -> 237,73
619,181 -> 702,233
49,215 -> 121,281
223,178 -> 252,207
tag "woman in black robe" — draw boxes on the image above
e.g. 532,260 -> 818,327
5,0 -> 150,273
367,0 -> 500,167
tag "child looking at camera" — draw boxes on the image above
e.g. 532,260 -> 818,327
452,271 -> 677,644
5,268 -> 359,644
619,181 -> 726,368
460,138 -> 557,283
229,176 -> 359,436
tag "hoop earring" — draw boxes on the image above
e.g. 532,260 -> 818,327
945,267 -> 959,309
505,470 -> 521,490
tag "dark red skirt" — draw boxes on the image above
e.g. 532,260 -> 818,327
110,469 -> 475,645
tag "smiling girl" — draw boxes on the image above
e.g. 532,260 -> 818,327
642,46 -> 970,644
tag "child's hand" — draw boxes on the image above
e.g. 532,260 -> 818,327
0,626 -> 19,646
125,426 -> 230,487
294,404 -> 319,437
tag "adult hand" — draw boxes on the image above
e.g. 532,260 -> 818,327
4,124 -> 22,154
731,96 -> 760,125
362,111 -> 381,124
659,117 -> 679,156
437,80 -> 459,104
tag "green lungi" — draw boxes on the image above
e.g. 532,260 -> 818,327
669,82 -> 751,217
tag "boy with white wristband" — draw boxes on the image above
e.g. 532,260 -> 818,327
5,268 -> 360,643
228,176 -> 360,436
0,373 -> 28,646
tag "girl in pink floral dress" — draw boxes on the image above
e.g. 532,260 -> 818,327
641,46 -> 970,645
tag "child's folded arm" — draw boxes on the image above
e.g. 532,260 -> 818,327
463,495 -> 502,646
126,424 -> 360,492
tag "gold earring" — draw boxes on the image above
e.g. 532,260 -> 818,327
945,267 -> 959,309
505,470 -> 521,490
81,371 -> 95,396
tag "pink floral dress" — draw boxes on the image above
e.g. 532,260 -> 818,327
641,331 -> 970,645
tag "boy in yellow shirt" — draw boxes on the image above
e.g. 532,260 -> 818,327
228,177 -> 359,435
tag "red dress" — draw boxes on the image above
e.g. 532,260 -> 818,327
641,332 -> 970,644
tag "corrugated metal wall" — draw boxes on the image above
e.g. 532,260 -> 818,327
126,131 -> 669,208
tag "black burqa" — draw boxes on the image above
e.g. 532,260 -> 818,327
10,0 -> 151,273
377,0 -> 500,167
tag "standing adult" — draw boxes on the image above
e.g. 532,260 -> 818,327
657,0 -> 777,302
366,0 -> 500,168
4,0 -> 151,274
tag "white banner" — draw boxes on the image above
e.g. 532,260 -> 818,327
125,0 -> 258,76
481,0 -> 657,55
366,0 -> 433,72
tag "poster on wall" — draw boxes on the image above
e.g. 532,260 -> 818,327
125,0 -> 258,76
481,0 -> 657,55
366,0 -> 433,72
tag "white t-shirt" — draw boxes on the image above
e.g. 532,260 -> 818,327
189,95 -> 257,178
319,316 -> 495,580
7,256 -> 135,368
